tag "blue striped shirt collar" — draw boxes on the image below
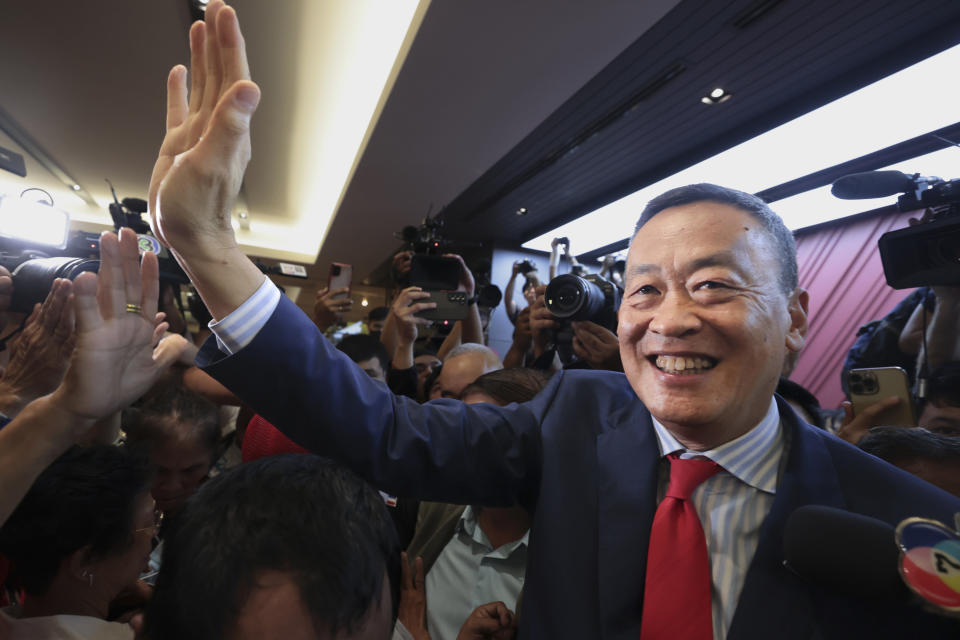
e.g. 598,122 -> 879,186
651,397 -> 782,495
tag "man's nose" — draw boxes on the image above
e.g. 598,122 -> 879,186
648,291 -> 701,337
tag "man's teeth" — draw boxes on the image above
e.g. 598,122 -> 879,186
654,355 -> 716,374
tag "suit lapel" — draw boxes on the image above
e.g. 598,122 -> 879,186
596,406 -> 659,640
727,398 -> 847,640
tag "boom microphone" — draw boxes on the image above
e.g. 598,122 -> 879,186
831,171 -> 928,200
784,505 -> 908,602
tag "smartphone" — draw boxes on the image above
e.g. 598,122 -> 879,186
328,263 -> 352,300
847,367 -> 916,427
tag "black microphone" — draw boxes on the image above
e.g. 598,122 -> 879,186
783,505 -> 909,602
831,171 -> 921,200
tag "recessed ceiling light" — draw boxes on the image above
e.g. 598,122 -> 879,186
700,96 -> 712,105
70,184 -> 80,191
710,87 -> 725,99
516,207 -> 528,216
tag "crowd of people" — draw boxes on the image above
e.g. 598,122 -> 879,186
0,2 -> 959,639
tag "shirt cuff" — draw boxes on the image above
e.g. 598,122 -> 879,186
208,276 -> 281,355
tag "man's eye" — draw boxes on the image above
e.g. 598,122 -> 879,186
696,281 -> 727,290
634,285 -> 658,296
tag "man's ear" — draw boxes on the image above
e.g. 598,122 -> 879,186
786,288 -> 809,353
66,545 -> 95,583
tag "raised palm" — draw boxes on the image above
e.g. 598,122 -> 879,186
54,229 -> 185,421
147,0 -> 260,253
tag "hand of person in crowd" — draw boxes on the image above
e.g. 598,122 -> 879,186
393,287 -> 436,345
513,307 -> 533,347
446,254 -> 475,297
394,250 -> 414,282
456,601 -> 517,640
511,260 -> 525,277
0,279 -> 76,418
837,396 -> 901,445
314,287 -> 352,331
572,321 -> 622,371
50,229 -> 188,429
528,285 -> 556,356
398,552 -> 431,640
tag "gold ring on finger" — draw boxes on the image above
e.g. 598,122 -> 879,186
125,303 -> 143,314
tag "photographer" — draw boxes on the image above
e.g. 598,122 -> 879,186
503,260 -> 540,326
548,237 -> 581,280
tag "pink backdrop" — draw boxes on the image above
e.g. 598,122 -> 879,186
790,207 -> 918,410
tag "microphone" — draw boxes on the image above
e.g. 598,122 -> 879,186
830,171 -> 925,200
783,505 -> 909,602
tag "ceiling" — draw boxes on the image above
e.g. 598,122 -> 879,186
1,0 -> 959,313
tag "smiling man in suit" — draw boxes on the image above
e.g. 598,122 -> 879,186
148,3 -> 960,638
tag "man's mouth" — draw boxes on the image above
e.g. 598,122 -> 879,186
650,354 -> 718,375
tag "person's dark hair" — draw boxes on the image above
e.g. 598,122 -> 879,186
143,455 -> 400,639
462,367 -> 552,405
124,382 -> 221,460
367,306 -> 390,323
337,334 -> 390,372
636,183 -> 798,293
917,362 -> 960,416
776,377 -> 825,429
858,426 -> 960,466
413,344 -> 438,360
0,445 -> 151,595
424,363 -> 443,398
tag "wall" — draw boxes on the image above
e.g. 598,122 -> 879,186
790,207 -> 918,409
487,245 -> 555,359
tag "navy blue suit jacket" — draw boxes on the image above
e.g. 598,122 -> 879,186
200,296 -> 960,639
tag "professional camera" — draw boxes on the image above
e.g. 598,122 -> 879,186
544,272 -> 622,364
0,183 -> 186,313
516,259 -> 537,275
832,170 -> 960,289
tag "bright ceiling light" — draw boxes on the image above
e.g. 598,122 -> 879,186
524,42 -> 960,254
0,195 -> 70,248
710,87 -> 725,99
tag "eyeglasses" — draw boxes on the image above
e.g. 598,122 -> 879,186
134,507 -> 164,535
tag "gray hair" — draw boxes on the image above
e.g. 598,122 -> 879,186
635,183 -> 798,294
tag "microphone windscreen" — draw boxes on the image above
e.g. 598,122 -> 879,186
831,171 -> 914,200
784,505 -> 907,601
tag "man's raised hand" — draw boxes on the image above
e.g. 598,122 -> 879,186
148,0 -> 259,256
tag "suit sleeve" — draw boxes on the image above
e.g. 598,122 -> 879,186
198,296 -> 554,509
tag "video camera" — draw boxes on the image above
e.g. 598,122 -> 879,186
831,170 -> 960,289
0,182 -> 186,314
397,214 -> 498,321
544,272 -> 622,364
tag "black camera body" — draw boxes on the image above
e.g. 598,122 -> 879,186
833,170 -> 960,289
878,188 -> 960,289
517,259 -> 537,275
544,273 -> 622,363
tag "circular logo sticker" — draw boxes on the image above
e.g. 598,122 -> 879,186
896,517 -> 960,611
137,234 -> 161,255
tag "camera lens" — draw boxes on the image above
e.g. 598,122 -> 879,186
545,274 -> 606,320
10,257 -> 99,313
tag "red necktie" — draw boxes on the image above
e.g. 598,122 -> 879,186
640,454 -> 721,640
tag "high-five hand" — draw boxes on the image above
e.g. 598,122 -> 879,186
51,229 -> 186,427
147,0 -> 266,319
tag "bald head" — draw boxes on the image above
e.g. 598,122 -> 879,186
432,344 -> 503,400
